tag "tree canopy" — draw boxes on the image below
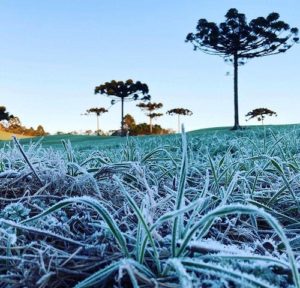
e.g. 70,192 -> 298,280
166,108 -> 193,116
95,80 -> 150,103
148,112 -> 163,119
136,102 -> 163,112
0,106 -> 13,122
186,8 -> 299,61
245,108 -> 277,124
86,107 -> 108,116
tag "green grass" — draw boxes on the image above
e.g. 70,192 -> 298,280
2,123 -> 297,149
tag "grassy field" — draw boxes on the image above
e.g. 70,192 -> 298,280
3,123 -> 299,149
1,124 -> 300,287
0,130 -> 34,140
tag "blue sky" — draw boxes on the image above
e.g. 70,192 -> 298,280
0,0 -> 299,134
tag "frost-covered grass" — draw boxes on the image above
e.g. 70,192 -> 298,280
1,126 -> 300,287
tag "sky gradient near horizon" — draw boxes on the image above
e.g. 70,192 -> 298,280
0,0 -> 299,134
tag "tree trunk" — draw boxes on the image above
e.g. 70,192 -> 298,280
178,114 -> 180,133
96,115 -> 100,136
121,97 -> 125,136
150,117 -> 152,134
231,52 -> 241,130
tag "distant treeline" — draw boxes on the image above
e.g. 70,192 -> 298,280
0,106 -> 48,136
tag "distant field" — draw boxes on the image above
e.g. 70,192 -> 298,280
2,123 -> 299,149
0,130 -> 34,140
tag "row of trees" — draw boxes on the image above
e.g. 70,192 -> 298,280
76,77 -> 195,136
85,97 -> 193,136
0,106 -> 47,136
90,9 -> 297,134
1,8 -> 297,137
122,113 -> 171,136
87,77 -> 279,135
136,103 -> 193,134
16,8 -> 292,136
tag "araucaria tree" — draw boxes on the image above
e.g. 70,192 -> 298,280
94,80 -> 150,136
86,107 -> 108,135
167,108 -> 193,133
136,102 -> 163,133
186,8 -> 299,130
245,108 -> 277,125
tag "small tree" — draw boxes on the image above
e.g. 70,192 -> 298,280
167,108 -> 193,133
186,8 -> 298,130
36,125 -> 47,136
123,114 -> 136,131
85,130 -> 93,135
86,107 -> 108,136
136,102 -> 163,133
245,108 -> 277,125
8,116 -> 21,129
95,80 -> 150,136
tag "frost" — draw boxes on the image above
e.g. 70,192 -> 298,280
1,202 -> 30,222
1,127 -> 300,287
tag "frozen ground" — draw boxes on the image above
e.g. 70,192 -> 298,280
1,126 -> 300,287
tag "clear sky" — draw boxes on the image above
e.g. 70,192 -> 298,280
0,0 -> 299,134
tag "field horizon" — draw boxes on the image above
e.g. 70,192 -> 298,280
2,122 -> 300,148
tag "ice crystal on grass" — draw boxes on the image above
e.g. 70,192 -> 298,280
1,127 -> 300,287
1,202 -> 30,222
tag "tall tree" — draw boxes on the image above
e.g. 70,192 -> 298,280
86,107 -> 108,136
245,108 -> 277,125
167,108 -> 193,133
95,80 -> 150,136
186,8 -> 298,130
136,102 -> 163,133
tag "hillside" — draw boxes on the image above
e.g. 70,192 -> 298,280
3,123 -> 300,149
0,130 -> 34,140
